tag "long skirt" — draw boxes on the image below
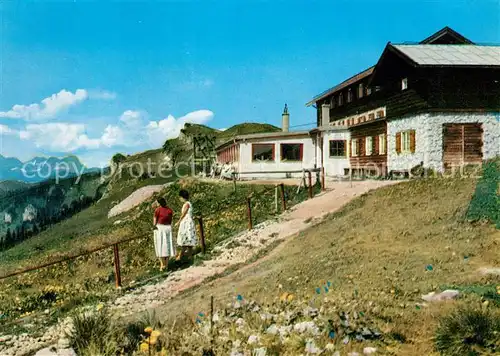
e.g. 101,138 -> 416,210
177,218 -> 197,247
154,224 -> 175,257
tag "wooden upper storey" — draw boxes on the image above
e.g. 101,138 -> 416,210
308,27 -> 500,128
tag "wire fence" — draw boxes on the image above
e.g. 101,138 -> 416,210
0,171 -> 323,326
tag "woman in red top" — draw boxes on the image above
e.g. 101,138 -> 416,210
153,197 -> 175,271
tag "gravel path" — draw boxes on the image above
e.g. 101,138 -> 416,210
108,184 -> 170,218
0,180 -> 397,356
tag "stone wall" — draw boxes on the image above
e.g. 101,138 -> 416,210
387,112 -> 500,172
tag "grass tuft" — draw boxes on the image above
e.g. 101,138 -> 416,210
434,306 -> 500,356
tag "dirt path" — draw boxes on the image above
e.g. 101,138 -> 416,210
111,180 -> 398,317
0,180 -> 399,356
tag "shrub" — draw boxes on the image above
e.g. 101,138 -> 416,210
466,160 -> 499,226
434,306 -> 500,355
67,309 -> 118,356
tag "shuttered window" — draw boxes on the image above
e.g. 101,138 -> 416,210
351,139 -> 359,157
396,130 -> 416,154
378,134 -> 387,155
365,136 -> 373,156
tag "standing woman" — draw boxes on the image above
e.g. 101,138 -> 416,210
175,189 -> 197,261
153,197 -> 175,271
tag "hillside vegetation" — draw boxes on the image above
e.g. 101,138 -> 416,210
0,179 -> 315,333
130,175 -> 499,355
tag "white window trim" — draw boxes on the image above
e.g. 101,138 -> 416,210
378,134 -> 386,155
401,131 -> 412,153
351,139 -> 358,157
365,136 -> 373,156
402,78 -> 408,91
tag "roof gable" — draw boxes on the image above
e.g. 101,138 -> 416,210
420,26 -> 474,45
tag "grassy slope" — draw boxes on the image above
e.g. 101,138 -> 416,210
154,177 -> 500,355
0,179 -> 314,329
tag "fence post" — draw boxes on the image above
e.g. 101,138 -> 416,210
274,185 -> 278,212
279,183 -> 286,211
307,171 -> 313,199
321,166 -> 326,191
232,173 -> 237,192
113,244 -> 122,288
246,196 -> 253,230
198,216 -> 206,254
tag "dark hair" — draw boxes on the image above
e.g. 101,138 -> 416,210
179,189 -> 189,200
157,197 -> 167,207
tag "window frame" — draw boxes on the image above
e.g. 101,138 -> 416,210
378,134 -> 387,155
251,143 -> 275,162
358,83 -> 364,99
329,140 -> 347,158
280,143 -> 304,162
401,131 -> 411,153
365,136 -> 373,156
347,88 -> 353,103
402,78 -> 408,91
351,138 -> 359,157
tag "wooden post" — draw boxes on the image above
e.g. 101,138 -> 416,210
321,166 -> 326,191
279,183 -> 286,211
198,216 -> 206,254
232,173 -> 237,192
307,170 -> 313,199
210,295 -> 214,345
113,244 -> 122,288
275,185 -> 279,213
246,196 -> 253,230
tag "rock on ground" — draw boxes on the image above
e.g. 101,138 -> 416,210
421,289 -> 460,302
108,183 -> 170,218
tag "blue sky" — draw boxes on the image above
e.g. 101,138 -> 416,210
1,0 -> 499,167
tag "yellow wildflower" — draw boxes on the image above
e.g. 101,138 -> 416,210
151,330 -> 162,338
139,342 -> 149,353
144,327 -> 153,334
96,303 -> 104,311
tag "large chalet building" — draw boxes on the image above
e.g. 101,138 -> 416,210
216,27 -> 500,178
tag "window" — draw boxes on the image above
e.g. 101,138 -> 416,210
402,131 -> 411,152
366,87 -> 372,96
375,110 -> 384,119
358,83 -> 364,98
280,143 -> 303,162
338,93 -> 344,106
347,89 -> 353,103
402,78 -> 408,90
351,139 -> 359,157
395,130 -> 416,154
329,140 -> 346,157
365,137 -> 373,155
378,134 -> 386,155
330,95 -> 336,108
252,144 -> 275,162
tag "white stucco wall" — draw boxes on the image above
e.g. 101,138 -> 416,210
387,112 -> 500,172
322,130 -> 351,176
237,136 -> 316,179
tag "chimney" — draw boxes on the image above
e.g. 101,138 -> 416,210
321,103 -> 330,127
282,103 -> 290,132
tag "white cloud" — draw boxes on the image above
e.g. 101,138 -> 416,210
119,110 -> 144,128
0,88 -> 117,121
146,109 -> 214,147
15,109 -> 215,153
0,124 -> 16,135
101,125 -> 125,147
20,123 -> 100,151
88,90 -> 117,100
0,89 -> 88,121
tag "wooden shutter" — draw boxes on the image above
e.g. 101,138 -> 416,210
374,135 -> 379,155
410,130 -> 416,153
347,139 -> 351,157
395,132 -> 401,154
